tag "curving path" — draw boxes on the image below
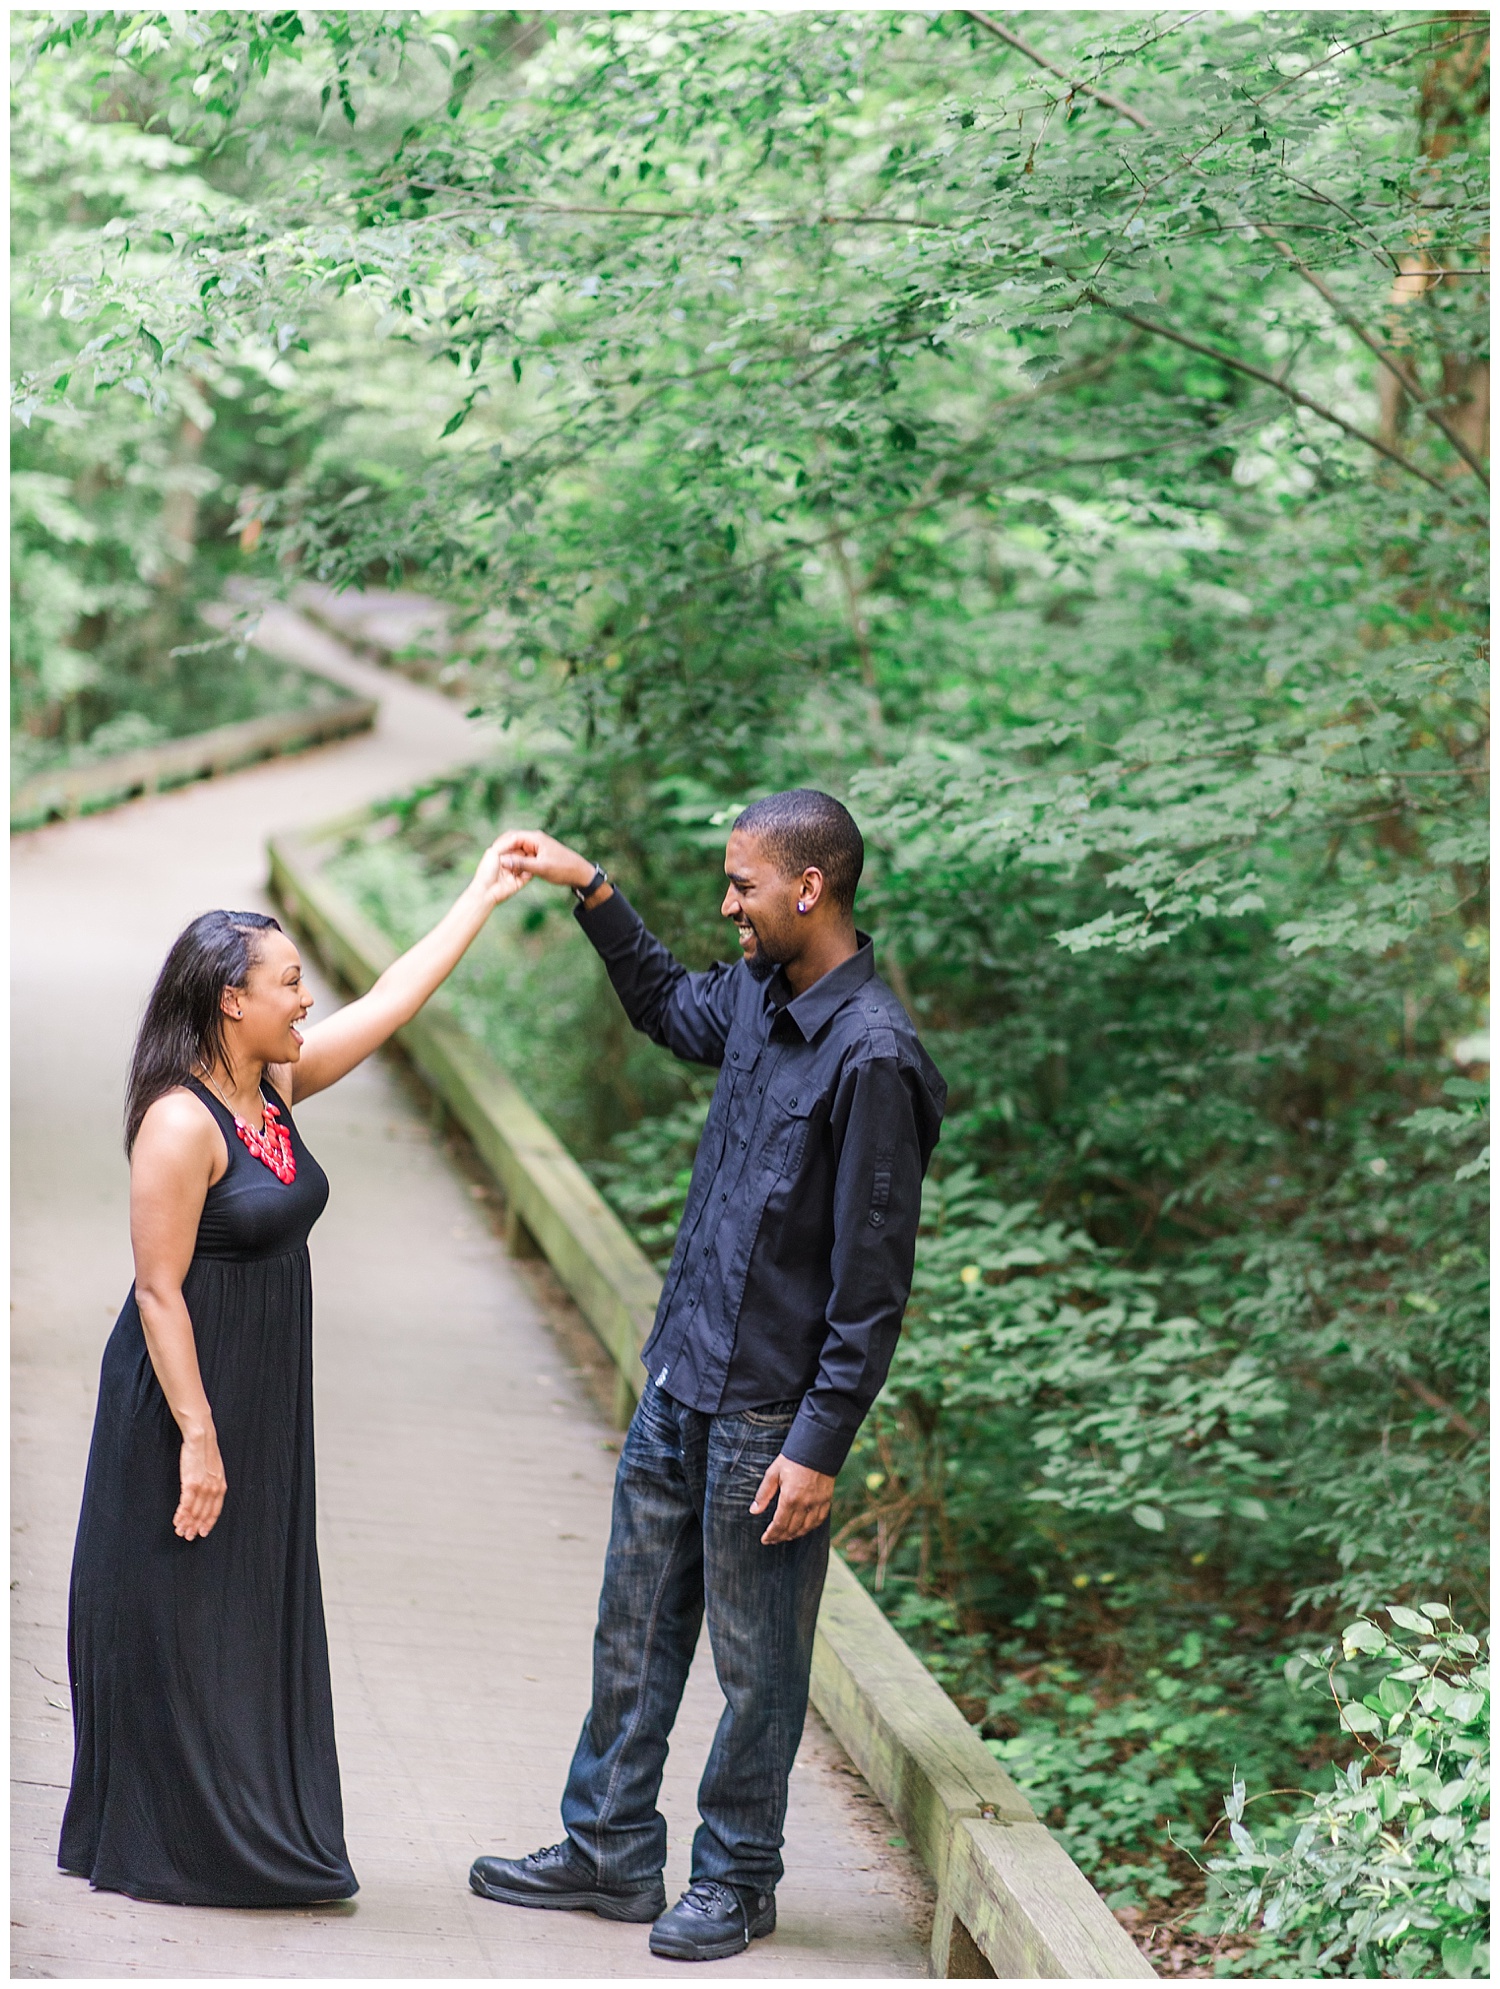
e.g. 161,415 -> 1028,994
11,614 -> 932,1979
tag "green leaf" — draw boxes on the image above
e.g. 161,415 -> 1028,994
1338,1701 -> 1382,1735
1341,1620 -> 1387,1656
1442,1690 -> 1487,1724
1130,1505 -> 1165,1532
1388,1605 -> 1435,1633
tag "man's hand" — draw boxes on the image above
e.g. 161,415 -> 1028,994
495,829 -> 595,892
750,1454 -> 836,1545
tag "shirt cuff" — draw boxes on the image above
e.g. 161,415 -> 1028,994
572,883 -> 641,949
781,1403 -> 858,1478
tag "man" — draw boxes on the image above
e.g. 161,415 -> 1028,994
471,790 -> 945,1962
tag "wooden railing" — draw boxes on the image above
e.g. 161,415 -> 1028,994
12,692 -> 377,832
268,809 -> 1155,1983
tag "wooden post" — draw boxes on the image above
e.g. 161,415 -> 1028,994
932,1900 -> 997,1978
504,1203 -> 543,1259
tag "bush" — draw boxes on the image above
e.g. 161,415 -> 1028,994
1203,1607 -> 1490,1979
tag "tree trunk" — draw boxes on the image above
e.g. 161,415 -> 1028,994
1379,17 -> 1489,470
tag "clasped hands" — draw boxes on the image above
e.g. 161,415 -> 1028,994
469,828 -> 595,908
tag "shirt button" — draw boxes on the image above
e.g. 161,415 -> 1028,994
739,1139 -> 747,1149
721,1193 -> 728,1202
790,1096 -> 798,1107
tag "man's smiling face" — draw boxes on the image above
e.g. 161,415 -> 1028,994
721,828 -> 801,982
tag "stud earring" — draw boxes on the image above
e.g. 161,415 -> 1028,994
797,899 -> 807,914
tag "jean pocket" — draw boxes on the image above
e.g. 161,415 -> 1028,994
740,1398 -> 800,1429
625,1378 -> 682,1464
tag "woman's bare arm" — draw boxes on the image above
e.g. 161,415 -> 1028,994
274,835 -> 527,1105
130,1091 -> 229,1541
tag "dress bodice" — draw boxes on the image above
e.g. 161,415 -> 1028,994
184,1078 -> 329,1262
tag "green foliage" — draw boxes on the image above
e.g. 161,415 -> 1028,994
9,29 -> 347,776
981,1636 -> 1331,1911
1204,1608 -> 1490,1979
14,12 -> 1487,1963
894,1168 -> 1287,1531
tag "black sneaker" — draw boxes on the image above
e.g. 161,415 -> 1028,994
469,1840 -> 666,1923
649,1879 -> 777,1961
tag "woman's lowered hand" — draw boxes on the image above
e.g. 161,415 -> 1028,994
175,1426 -> 227,1542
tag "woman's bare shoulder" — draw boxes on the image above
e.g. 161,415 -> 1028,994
135,1087 -> 223,1157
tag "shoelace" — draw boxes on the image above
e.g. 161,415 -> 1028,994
681,1879 -> 741,1916
526,1841 -> 575,1870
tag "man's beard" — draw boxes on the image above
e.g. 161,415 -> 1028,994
740,923 -> 786,982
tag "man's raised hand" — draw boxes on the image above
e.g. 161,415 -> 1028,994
495,830 -> 596,892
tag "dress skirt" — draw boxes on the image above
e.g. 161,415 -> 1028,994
59,1081 -> 356,1907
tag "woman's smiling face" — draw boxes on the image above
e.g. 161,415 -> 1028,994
227,929 -> 314,1063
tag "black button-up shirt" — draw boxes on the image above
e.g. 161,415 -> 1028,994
576,889 -> 947,1477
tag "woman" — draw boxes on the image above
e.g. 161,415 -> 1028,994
59,838 -> 527,1907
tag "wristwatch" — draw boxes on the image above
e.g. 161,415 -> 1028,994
574,864 -> 609,905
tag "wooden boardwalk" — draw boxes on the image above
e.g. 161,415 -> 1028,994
10,620 -> 932,1979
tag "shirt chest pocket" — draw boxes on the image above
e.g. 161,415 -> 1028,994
764,1083 -> 817,1177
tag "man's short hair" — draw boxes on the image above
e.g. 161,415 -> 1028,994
733,789 -> 864,913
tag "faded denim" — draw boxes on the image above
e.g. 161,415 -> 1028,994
560,1380 -> 830,1891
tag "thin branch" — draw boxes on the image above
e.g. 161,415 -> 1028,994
1257,224 -> 1489,486
1389,1370 -> 1483,1443
964,9 -> 1157,130
405,182 -> 947,231
1249,17 -> 1475,108
1096,1171 -> 1222,1238
1200,1791 -> 1315,1846
1083,293 -> 1450,492
1278,171 -> 1404,274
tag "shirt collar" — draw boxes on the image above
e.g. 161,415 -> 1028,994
767,934 -> 876,1042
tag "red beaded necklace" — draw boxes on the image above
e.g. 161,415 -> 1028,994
198,1074 -> 297,1184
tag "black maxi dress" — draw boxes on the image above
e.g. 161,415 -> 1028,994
59,1078 -> 358,1907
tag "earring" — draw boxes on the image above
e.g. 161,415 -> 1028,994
797,899 -> 807,914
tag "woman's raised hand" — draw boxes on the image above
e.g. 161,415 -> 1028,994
472,833 -> 536,909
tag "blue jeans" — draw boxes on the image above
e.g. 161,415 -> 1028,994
560,1380 -> 831,1891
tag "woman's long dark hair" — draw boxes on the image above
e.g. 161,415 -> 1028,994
125,910 -> 284,1153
